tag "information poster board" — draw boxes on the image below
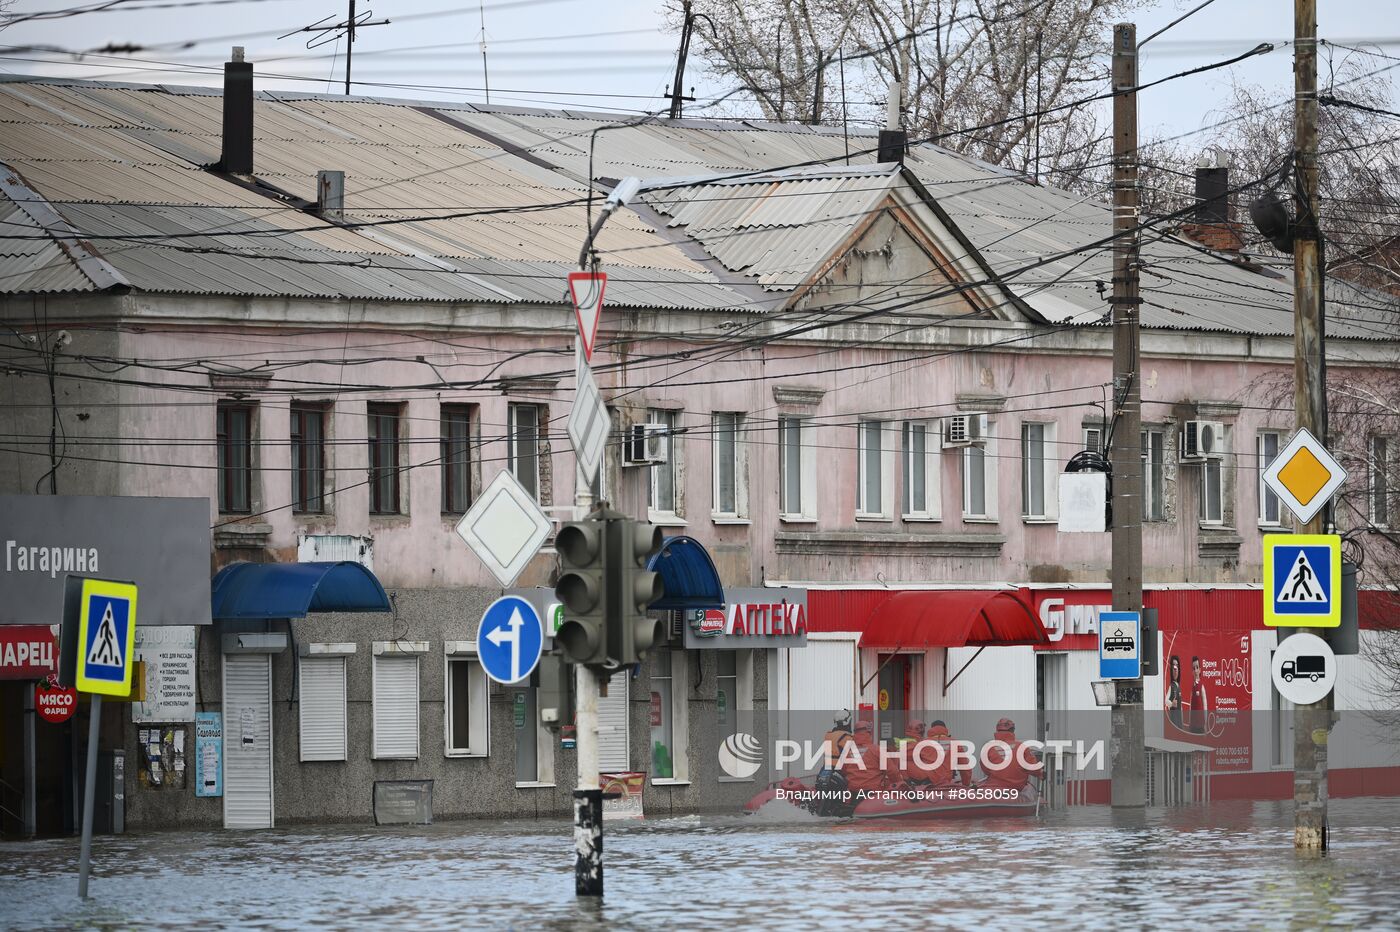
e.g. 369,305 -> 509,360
1162,630 -> 1253,771
194,711 -> 223,798
131,626 -> 197,723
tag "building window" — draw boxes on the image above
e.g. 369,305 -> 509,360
649,648 -> 688,783
1083,425 -> 1104,453
290,403 -> 327,514
372,654 -> 419,760
857,419 -> 893,517
512,683 -> 554,786
367,403 -> 402,515
508,403 -> 541,500
779,416 -> 815,520
216,402 -> 253,514
716,651 -> 738,728
1021,422 -> 1057,519
1198,454 -> 1224,525
298,655 -> 346,762
961,421 -> 995,520
441,404 -> 473,515
902,420 -> 940,520
1258,431 -> 1282,525
445,654 -> 489,756
1142,428 -> 1165,521
712,412 -> 747,518
1372,436 -> 1390,527
648,408 -> 680,518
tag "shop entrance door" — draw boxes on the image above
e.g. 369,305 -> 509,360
876,654 -> 914,743
222,654 -> 273,830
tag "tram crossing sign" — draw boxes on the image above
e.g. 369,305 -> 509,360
1263,533 -> 1341,627
1098,611 -> 1140,679
59,576 -> 139,696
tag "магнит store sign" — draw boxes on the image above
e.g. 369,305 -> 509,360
1035,595 -> 1110,649
683,588 -> 807,649
0,625 -> 58,678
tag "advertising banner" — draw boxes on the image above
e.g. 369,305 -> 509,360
132,626 -> 198,723
194,711 -> 223,798
600,771 -> 646,820
1162,630 -> 1253,771
0,625 -> 57,679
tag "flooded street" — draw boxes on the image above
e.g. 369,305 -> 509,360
4,799 -> 1400,929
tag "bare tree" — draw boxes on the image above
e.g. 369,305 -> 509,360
681,0 -> 1140,188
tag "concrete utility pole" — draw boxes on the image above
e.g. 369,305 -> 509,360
1108,21 -> 1146,808
1292,0 -> 1329,852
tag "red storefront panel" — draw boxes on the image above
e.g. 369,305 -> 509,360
0,625 -> 58,679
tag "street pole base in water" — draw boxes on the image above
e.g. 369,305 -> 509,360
574,788 -> 603,897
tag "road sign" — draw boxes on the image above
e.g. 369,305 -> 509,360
1099,610 -> 1140,679
455,470 -> 553,588
1261,428 -> 1347,525
476,595 -> 544,685
568,359 -> 610,485
567,271 -> 607,362
1271,631 -> 1336,704
74,577 -> 138,696
1264,533 -> 1341,627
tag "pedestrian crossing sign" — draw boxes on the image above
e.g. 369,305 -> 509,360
1263,534 -> 1340,628
74,578 -> 138,695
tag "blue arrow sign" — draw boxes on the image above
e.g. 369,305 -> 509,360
476,595 -> 544,685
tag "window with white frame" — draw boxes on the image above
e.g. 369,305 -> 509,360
961,418 -> 996,519
712,412 -> 747,518
901,420 -> 941,520
648,408 -> 681,518
778,416 -> 816,520
1372,435 -> 1390,527
715,650 -> 754,737
1257,431 -> 1283,525
856,420 -> 893,518
298,654 -> 347,762
1197,429 -> 1227,525
1142,428 -> 1166,521
1021,422 -> 1057,519
445,652 -> 489,757
649,648 -> 689,783
1083,424 -> 1104,454
372,653 -> 420,760
508,403 -> 542,500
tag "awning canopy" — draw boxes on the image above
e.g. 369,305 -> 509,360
646,535 -> 724,610
856,589 -> 1048,649
211,561 -> 391,621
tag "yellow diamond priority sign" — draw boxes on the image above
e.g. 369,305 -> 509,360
1261,428 -> 1347,525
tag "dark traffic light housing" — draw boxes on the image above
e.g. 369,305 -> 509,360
553,509 -> 666,671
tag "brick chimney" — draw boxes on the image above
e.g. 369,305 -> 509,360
220,47 -> 254,175
1180,148 -> 1244,253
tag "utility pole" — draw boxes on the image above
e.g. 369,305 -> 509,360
1292,0 -> 1329,852
344,0 -> 355,96
666,0 -> 697,120
1108,21 -> 1146,808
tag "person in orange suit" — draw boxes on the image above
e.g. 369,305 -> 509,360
981,717 -> 1042,788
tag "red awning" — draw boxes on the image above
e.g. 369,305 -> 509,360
855,589 -> 1048,649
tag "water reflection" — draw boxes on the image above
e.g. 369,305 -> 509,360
3,800 -> 1399,930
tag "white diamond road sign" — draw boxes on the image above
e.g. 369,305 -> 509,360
454,470 -> 552,588
1260,427 -> 1347,526
568,359 -> 610,486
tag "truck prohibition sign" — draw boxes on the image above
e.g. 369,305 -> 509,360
1281,655 -> 1326,683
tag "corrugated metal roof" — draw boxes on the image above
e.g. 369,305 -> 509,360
0,77 -> 1396,336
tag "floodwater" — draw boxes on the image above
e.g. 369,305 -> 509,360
3,799 -> 1399,929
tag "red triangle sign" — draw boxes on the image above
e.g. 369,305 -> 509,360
567,271 -> 607,362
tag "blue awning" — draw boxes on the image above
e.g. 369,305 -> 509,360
647,536 -> 724,610
211,561 -> 391,621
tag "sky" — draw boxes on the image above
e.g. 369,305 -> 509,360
0,0 -> 1395,150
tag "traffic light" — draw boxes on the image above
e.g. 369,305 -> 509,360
554,518 -> 607,666
609,518 -> 665,667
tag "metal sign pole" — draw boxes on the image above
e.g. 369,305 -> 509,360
77,694 -> 102,899
570,334 -> 604,896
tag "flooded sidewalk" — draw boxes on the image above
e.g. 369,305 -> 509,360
4,799 -> 1399,929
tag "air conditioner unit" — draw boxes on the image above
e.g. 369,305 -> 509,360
1180,420 -> 1226,462
943,413 -> 986,447
624,423 -> 670,466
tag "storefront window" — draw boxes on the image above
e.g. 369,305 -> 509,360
649,648 -> 688,782
716,651 -> 737,728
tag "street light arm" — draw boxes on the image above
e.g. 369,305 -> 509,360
578,176 -> 647,270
